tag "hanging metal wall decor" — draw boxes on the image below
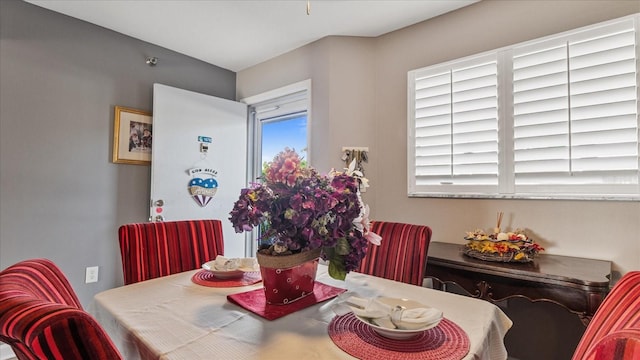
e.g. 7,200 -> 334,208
187,136 -> 218,208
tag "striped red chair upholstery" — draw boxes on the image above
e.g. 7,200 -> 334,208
583,329 -> 640,360
572,271 -> 640,360
356,221 -> 432,286
118,219 -> 224,285
0,259 -> 123,360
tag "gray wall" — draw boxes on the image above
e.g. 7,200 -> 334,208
0,0 -> 236,306
238,0 -> 640,275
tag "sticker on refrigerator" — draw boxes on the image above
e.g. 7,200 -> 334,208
188,167 -> 218,207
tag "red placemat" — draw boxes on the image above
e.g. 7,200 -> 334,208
191,270 -> 262,287
227,282 -> 346,320
328,312 -> 470,360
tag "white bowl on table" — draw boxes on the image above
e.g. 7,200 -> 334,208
201,257 -> 258,279
353,297 -> 443,340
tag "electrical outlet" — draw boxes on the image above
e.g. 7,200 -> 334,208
85,266 -> 99,283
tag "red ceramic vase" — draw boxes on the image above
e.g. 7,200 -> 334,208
256,248 -> 321,305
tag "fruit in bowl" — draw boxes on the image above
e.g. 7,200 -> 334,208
463,228 -> 544,262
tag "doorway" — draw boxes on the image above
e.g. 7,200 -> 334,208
242,79 -> 311,254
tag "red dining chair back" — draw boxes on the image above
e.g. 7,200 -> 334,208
572,271 -> 640,360
118,219 -> 225,285
0,258 -> 123,360
356,221 -> 432,286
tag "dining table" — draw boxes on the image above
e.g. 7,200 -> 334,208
92,263 -> 512,360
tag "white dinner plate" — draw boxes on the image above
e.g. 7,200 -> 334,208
201,258 -> 259,279
354,297 -> 443,340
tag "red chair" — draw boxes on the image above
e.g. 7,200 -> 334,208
572,271 -> 640,360
118,219 -> 224,285
356,221 -> 432,286
0,259 -> 123,360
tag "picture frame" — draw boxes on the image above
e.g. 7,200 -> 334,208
112,106 -> 153,165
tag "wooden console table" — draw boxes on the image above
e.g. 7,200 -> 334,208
426,242 -> 612,325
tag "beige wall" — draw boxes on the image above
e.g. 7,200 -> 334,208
237,0 -> 640,275
237,36 -> 376,172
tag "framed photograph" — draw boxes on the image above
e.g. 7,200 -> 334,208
112,106 -> 153,165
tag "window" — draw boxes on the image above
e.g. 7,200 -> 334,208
410,54 -> 500,194
241,80 -> 311,254
512,21 -> 638,195
249,89 -> 309,179
260,115 -> 307,171
408,15 -> 639,200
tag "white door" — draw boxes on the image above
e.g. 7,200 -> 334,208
150,84 -> 248,258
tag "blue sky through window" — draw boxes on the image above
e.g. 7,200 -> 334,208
261,115 -> 307,165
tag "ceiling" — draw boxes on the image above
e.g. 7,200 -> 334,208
26,0 -> 478,72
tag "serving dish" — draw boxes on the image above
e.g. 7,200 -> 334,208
201,258 -> 258,279
353,297 -> 442,340
205,269 -> 245,279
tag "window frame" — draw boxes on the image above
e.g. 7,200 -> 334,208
408,14 -> 640,201
408,52 -> 502,196
240,79 -> 312,254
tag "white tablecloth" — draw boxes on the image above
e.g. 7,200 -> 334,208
93,265 -> 512,360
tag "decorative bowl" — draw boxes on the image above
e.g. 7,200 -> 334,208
206,269 -> 245,279
353,297 -> 442,340
201,258 -> 258,279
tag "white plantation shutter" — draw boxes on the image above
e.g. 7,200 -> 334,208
409,54 -> 499,194
408,15 -> 639,199
513,20 -> 638,195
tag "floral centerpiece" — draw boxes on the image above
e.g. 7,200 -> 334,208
229,148 -> 381,281
463,212 -> 544,263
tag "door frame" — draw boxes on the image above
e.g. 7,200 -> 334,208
239,79 -> 312,255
